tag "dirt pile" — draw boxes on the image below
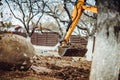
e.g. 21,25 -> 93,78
0,33 -> 35,70
32,55 -> 91,80
0,55 -> 91,80
58,43 -> 87,57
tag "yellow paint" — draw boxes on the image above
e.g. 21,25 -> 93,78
62,0 -> 98,46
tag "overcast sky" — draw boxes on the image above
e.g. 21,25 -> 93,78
0,0 -> 95,26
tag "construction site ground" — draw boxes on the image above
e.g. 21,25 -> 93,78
0,54 -> 91,80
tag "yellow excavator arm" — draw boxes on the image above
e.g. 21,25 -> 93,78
58,0 -> 98,56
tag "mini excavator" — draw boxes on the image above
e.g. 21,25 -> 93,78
58,0 -> 98,56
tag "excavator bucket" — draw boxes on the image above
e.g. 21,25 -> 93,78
58,44 -> 87,57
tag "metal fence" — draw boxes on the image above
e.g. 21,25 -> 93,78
0,32 -> 87,46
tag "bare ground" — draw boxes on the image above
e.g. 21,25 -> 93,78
0,55 -> 91,80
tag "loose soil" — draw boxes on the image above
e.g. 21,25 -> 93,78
0,55 -> 91,80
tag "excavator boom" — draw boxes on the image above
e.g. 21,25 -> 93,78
58,0 -> 98,56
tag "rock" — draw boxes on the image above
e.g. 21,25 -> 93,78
0,33 -> 35,71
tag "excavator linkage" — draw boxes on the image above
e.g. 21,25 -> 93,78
58,0 -> 97,56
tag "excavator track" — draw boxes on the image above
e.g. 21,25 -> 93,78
58,43 -> 87,57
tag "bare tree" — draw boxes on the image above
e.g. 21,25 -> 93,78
4,0 -> 97,38
42,0 -> 97,38
5,0 -> 45,39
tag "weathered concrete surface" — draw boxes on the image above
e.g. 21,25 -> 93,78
0,33 -> 35,70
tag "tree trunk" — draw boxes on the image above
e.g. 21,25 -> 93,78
85,36 -> 94,61
90,0 -> 120,80
25,32 -> 31,42
26,36 -> 31,42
